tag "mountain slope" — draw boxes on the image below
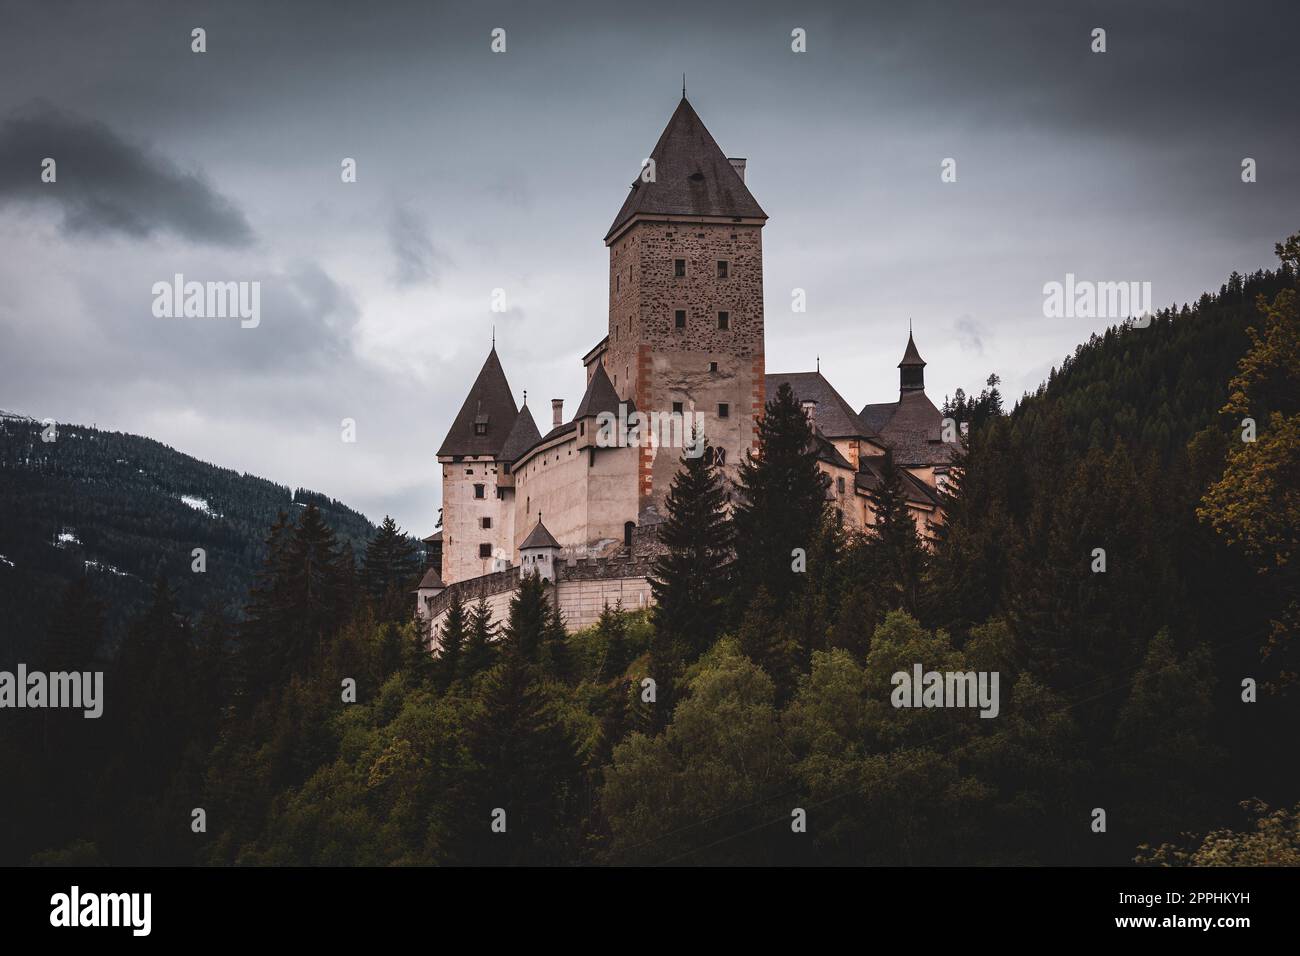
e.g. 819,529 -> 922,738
0,413 -> 379,660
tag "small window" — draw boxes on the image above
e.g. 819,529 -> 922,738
672,401 -> 684,414
709,361 -> 718,372
837,476 -> 845,493
479,543 -> 492,558
481,517 -> 492,529
624,521 -> 635,548
718,311 -> 730,330
465,468 -> 474,475
718,403 -> 730,419
674,258 -> 686,277
674,309 -> 686,328
717,260 -> 729,279
474,484 -> 485,499
474,422 -> 487,435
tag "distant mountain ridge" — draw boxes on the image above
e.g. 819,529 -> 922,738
0,415 -> 380,661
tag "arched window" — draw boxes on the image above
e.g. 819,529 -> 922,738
624,521 -> 635,549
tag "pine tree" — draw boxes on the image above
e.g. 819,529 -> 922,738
736,586 -> 798,703
650,435 -> 734,661
503,571 -> 552,664
361,516 -> 420,606
461,596 -> 497,679
864,452 -> 927,614
436,589 -> 469,689
732,382 -> 827,619
458,649 -> 582,865
595,602 -> 630,681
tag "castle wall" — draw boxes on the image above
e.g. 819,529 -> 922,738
425,558 -> 655,651
513,435 -> 638,560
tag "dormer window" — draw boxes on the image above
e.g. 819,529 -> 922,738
474,422 -> 487,435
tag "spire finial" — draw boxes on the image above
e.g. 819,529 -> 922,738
816,354 -> 820,372
909,317 -> 912,334
523,389 -> 527,406
682,73 -> 686,98
492,324 -> 496,348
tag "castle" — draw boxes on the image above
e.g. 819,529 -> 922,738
416,96 -> 953,643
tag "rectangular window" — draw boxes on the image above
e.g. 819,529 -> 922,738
837,476 -> 845,493
709,361 -> 718,372
718,311 -> 730,330
481,517 -> 492,529
478,543 -> 492,558
473,484 -> 485,499
674,309 -> 686,328
672,401 -> 684,414
718,403 -> 730,419
717,260 -> 729,279
674,258 -> 686,277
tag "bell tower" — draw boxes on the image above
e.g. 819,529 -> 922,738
603,96 -> 768,523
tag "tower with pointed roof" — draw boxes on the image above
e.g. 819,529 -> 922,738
602,95 -> 768,523
436,346 -> 539,584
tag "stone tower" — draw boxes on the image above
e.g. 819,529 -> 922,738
602,96 -> 768,524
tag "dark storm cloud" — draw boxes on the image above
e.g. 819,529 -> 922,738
0,104 -> 253,245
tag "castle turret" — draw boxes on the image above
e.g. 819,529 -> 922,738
899,330 -> 926,392
519,517 -> 562,583
436,346 -> 520,584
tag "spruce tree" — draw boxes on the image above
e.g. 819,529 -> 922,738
461,596 -> 498,679
650,435 -> 733,661
436,589 -> 469,688
595,601 -> 630,680
865,452 -> 927,614
504,571 -> 553,663
361,516 -> 420,606
736,586 -> 798,703
732,382 -> 827,619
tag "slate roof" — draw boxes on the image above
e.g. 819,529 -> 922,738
520,519 -> 561,550
417,567 -> 444,589
436,347 -> 519,458
766,371 -> 877,439
860,389 -> 954,468
574,361 -> 632,420
855,458 -> 940,507
605,97 -> 767,242
899,331 -> 926,368
499,404 -> 542,466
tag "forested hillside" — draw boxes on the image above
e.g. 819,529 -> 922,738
4,238 -> 1297,867
0,416 -> 380,661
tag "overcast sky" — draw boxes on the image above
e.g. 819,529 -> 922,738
1,0 -> 1296,534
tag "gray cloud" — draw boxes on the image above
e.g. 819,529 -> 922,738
388,206 -> 446,287
0,104 -> 253,245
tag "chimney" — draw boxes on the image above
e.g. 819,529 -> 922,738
801,399 -> 818,427
728,158 -> 747,183
551,398 -> 564,428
